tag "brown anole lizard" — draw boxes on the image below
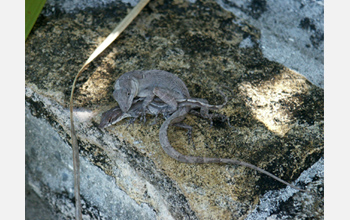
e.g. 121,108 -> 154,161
113,70 -> 191,113
99,95 -> 227,129
110,70 -> 310,193
99,97 -> 177,129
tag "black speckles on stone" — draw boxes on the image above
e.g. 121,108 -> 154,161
299,17 -> 324,49
62,172 -> 69,181
222,0 -> 238,8
224,0 -> 267,21
299,17 -> 316,31
270,195 -> 300,219
290,88 -> 324,126
79,195 -> 104,219
180,31 -> 217,55
25,96 -> 61,129
79,141 -> 113,172
247,0 -> 267,19
310,30 -> 324,48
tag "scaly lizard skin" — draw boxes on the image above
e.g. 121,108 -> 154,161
99,97 -> 176,129
113,70 -> 190,113
110,70 -> 310,193
99,96 -> 227,129
109,69 -> 227,127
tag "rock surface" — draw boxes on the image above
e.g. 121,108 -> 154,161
25,0 -> 324,219
217,0 -> 324,88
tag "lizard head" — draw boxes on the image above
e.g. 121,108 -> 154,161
113,78 -> 138,112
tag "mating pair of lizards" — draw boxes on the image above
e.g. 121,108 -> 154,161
99,69 -> 309,193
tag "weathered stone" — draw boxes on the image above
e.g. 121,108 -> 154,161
217,0 -> 324,88
26,0 -> 324,219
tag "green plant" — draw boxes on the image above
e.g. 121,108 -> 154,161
25,0 -> 46,40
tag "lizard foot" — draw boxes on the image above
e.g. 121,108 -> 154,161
140,109 -> 148,124
126,117 -> 137,129
173,123 -> 195,147
150,115 -> 159,125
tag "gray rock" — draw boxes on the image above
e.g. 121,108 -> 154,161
218,0 -> 324,88
26,0 -> 323,219
26,101 -> 158,219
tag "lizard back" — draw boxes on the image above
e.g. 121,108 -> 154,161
125,70 -> 191,99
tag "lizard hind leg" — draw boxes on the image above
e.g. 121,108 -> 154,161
153,87 -> 179,112
189,109 -> 233,128
141,94 -> 155,124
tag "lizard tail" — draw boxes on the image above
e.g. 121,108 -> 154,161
159,108 -> 311,194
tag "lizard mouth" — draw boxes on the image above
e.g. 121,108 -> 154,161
121,104 -> 130,113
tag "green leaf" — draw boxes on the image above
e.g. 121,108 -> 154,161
25,0 -> 46,40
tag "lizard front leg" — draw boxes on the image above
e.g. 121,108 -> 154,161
176,91 -> 229,126
177,90 -> 228,118
138,87 -> 180,117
